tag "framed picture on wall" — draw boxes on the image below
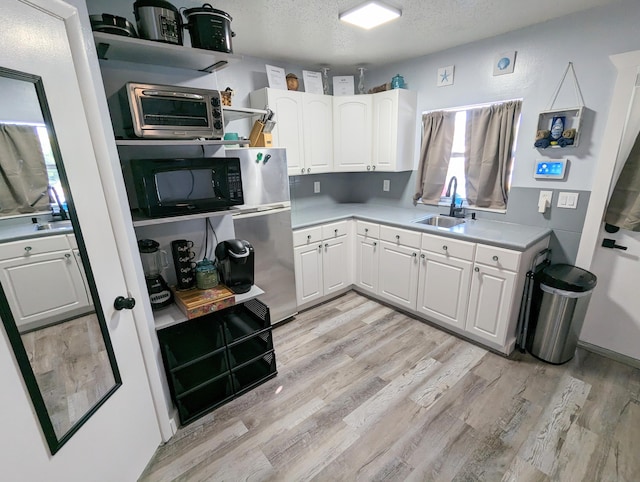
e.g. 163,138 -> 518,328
493,51 -> 516,76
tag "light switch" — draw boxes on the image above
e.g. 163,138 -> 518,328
558,192 -> 578,209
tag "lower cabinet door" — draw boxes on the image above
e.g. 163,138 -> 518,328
0,250 -> 90,328
466,263 -> 517,344
355,235 -> 379,294
377,240 -> 419,310
416,250 -> 472,331
322,236 -> 350,295
294,243 -> 323,305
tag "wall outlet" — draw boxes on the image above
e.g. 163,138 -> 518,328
383,180 -> 390,192
313,181 -> 320,194
538,190 -> 553,213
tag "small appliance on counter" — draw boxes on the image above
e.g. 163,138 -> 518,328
90,13 -> 138,37
133,0 -> 183,45
215,239 -> 254,294
182,4 -> 235,53
138,239 -> 173,309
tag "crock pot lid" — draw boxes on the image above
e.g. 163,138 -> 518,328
183,4 -> 232,20
538,263 -> 597,292
134,0 -> 179,12
138,239 -> 160,253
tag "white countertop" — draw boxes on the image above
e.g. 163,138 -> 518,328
0,219 -> 73,243
291,203 -> 552,251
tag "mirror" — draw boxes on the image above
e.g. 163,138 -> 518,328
0,67 -> 121,454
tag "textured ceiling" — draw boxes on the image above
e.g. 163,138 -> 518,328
88,0 -> 623,70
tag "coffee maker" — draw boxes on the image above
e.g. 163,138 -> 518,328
138,239 -> 173,309
215,239 -> 254,294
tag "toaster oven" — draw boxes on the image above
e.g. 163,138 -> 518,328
119,82 -> 225,139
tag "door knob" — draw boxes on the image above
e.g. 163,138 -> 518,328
114,296 -> 136,310
602,238 -> 628,250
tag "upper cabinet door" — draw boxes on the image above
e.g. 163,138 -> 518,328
372,89 -> 417,172
333,95 -> 372,172
303,94 -> 333,174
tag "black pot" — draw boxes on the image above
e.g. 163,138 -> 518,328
183,4 -> 234,53
133,0 -> 183,45
90,13 -> 138,37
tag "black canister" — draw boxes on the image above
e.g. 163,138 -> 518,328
183,4 -> 234,53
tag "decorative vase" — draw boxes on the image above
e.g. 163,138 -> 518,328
286,73 -> 299,91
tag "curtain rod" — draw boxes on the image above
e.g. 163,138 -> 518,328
423,98 -> 523,114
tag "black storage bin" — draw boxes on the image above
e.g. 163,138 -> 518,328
170,349 -> 228,396
231,351 -> 277,395
227,330 -> 274,368
220,299 -> 271,343
158,315 -> 224,368
177,374 -> 233,424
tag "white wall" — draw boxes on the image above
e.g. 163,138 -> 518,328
367,0 -> 640,193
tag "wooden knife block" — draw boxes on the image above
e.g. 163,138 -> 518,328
249,121 -> 273,147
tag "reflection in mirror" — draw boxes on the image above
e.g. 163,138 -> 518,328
0,68 -> 120,454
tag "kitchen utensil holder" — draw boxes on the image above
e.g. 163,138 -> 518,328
249,120 -> 273,147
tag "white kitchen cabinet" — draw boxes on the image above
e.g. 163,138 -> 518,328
293,221 -> 352,307
0,235 -> 90,330
465,245 -> 521,345
416,235 -> 475,331
372,89 -> 418,172
333,95 -> 373,172
377,225 -> 421,310
354,221 -> 380,294
250,88 -> 333,175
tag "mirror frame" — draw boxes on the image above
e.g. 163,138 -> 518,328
0,66 -> 122,455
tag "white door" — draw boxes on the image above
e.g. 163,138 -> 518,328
417,251 -> 472,331
322,236 -> 350,295
578,61 -> 640,361
294,244 -> 323,305
466,264 -> 516,345
303,93 -> 333,173
378,240 -> 419,310
0,1 -> 160,480
333,96 -> 372,172
355,235 -> 379,293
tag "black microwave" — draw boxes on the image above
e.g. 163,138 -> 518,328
130,157 -> 244,218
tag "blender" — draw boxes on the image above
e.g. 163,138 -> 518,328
138,239 -> 173,309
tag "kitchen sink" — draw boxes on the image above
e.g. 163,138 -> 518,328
412,215 -> 466,228
35,220 -> 73,231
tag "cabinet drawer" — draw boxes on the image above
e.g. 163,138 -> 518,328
475,244 -> 521,271
322,220 -> 350,239
356,220 -> 379,238
0,235 -> 70,261
379,225 -> 421,249
421,234 -> 475,261
293,226 -> 322,247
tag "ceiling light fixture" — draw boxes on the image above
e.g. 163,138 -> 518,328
339,1 -> 402,30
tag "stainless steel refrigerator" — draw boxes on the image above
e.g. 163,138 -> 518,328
225,147 -> 297,324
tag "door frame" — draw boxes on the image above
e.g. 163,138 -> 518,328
577,50 -> 640,268
37,0 -> 175,439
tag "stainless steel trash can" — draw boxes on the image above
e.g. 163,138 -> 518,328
527,264 -> 597,364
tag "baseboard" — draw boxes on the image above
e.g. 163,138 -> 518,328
578,341 -> 640,369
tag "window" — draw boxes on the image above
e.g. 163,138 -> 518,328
418,99 -> 521,211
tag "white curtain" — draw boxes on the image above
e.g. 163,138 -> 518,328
464,100 -> 521,209
413,111 -> 456,205
0,124 -> 49,216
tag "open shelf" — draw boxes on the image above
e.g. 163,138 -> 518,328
223,106 -> 268,123
154,285 -> 265,331
131,207 -> 241,227
93,32 -> 242,72
115,139 -> 249,147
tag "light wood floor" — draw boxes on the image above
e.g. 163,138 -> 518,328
140,292 -> 640,481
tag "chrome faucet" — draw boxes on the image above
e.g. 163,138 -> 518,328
445,176 -> 459,217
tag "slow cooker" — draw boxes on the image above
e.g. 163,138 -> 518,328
183,4 -> 234,53
133,0 -> 182,45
